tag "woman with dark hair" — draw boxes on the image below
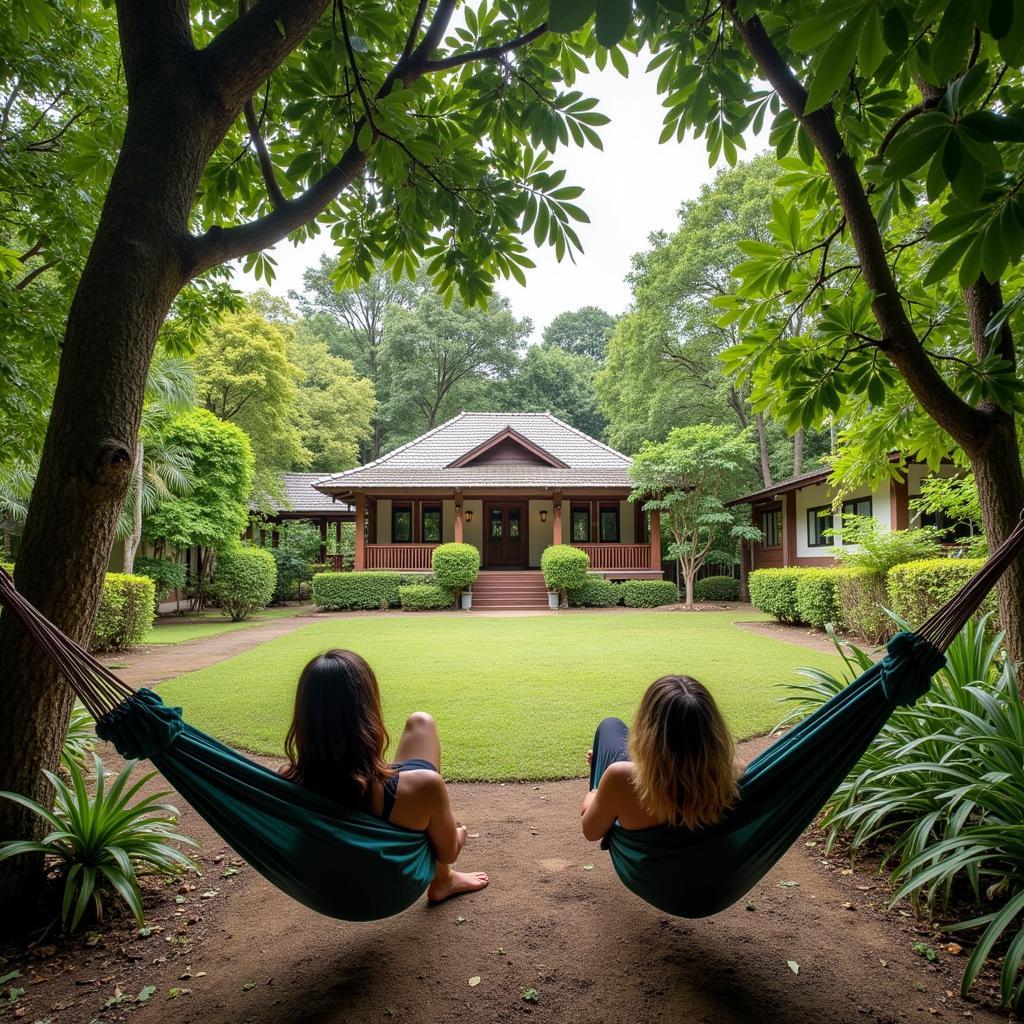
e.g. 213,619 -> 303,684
282,649 -> 488,903
581,675 -> 739,840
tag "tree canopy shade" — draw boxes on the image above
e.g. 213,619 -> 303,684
541,305 -> 616,359
548,0 -> 1024,661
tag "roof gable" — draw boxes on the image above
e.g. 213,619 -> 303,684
447,427 -> 568,469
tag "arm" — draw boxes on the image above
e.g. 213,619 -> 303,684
580,764 -> 628,842
423,775 -> 462,864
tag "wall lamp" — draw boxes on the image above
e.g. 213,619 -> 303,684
464,509 -> 474,523
539,509 -> 548,523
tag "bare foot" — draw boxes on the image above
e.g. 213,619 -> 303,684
427,870 -> 490,904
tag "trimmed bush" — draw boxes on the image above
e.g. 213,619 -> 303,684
431,543 -> 480,594
834,567 -> 891,643
211,547 -> 277,621
541,545 -> 590,602
134,555 -> 186,608
795,569 -> 845,630
91,574 -> 157,652
398,571 -> 436,587
887,557 -> 988,629
399,583 -> 453,611
568,575 -> 621,608
748,568 -> 804,623
621,579 -> 679,608
312,571 -> 402,610
693,575 -> 740,602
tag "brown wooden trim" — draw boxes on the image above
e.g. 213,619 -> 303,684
354,495 -> 366,570
783,491 -> 797,565
890,476 -> 909,530
446,426 -> 569,468
649,509 -> 661,570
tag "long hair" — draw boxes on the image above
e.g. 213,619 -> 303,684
628,675 -> 739,830
281,649 -> 395,805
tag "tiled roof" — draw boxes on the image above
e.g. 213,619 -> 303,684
316,413 -> 632,492
267,473 -> 355,514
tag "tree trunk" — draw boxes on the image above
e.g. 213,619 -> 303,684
682,561 -> 694,609
123,440 -> 145,574
755,413 -> 772,487
0,74 -> 211,921
792,427 -> 804,476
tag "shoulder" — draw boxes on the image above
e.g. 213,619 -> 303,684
395,768 -> 447,806
599,761 -> 635,787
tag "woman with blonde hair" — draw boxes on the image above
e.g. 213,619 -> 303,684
581,675 -> 739,841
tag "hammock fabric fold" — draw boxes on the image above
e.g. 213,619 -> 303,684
1,513 -> 1022,921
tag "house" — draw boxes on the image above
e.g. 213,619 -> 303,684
247,472 -> 354,562
315,413 -> 661,607
726,457 -> 967,581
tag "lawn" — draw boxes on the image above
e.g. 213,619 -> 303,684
141,605 -> 305,645
157,611 -> 842,781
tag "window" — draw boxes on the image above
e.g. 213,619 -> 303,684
599,503 -> 620,543
841,497 -> 872,525
391,503 -> 412,543
489,507 -> 503,539
571,505 -> 590,543
807,505 -> 834,547
760,509 -> 781,547
421,505 -> 442,543
508,507 -> 522,541
910,497 -> 974,541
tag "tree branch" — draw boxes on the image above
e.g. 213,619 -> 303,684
421,24 -> 549,72
14,261 -> 55,290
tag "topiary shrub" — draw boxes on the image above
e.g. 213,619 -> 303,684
541,545 -> 590,605
312,571 -> 402,610
621,579 -> 679,608
134,555 -> 186,609
748,568 -> 805,623
568,575 -> 621,608
399,583 -> 453,611
91,574 -> 157,652
693,575 -> 740,602
795,569 -> 845,630
834,567 -> 891,643
431,543 -> 479,603
887,558 -> 988,629
211,546 -> 277,622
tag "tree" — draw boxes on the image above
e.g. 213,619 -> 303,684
629,425 -> 761,608
143,409 -> 254,606
381,291 -> 530,439
551,0 -> 1024,661
542,305 -> 616,359
508,344 -> 606,437
291,340 -> 376,471
1,0 -> 608,916
193,305 -> 306,503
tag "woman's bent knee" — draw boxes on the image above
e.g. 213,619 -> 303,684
405,711 -> 436,732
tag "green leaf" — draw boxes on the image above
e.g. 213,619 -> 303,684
804,12 -> 866,114
930,1 -> 976,83
356,120 -> 374,153
594,0 -> 631,48
548,0 -> 596,33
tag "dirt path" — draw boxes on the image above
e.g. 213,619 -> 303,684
4,735 -> 1009,1024
734,619 -> 874,656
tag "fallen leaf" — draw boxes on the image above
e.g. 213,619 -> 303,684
174,895 -> 187,905
221,867 -> 239,878
200,890 -> 218,900
242,980 -> 256,991
136,986 -> 156,1004
582,864 -> 594,871
468,976 -> 481,988
778,880 -> 799,888
455,916 -> 467,925
840,868 -> 853,876
787,961 -> 800,975
167,987 -> 191,999
522,988 -> 540,1003
946,943 -> 962,956
84,932 -> 101,947
468,833 -> 480,839
841,901 -> 854,910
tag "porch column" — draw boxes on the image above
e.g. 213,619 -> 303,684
354,494 -> 366,570
335,519 -> 341,546
319,519 -> 328,562
649,508 -> 661,571
739,539 -> 750,602
552,493 -> 562,546
890,476 -> 909,530
783,491 -> 797,566
454,492 -> 464,543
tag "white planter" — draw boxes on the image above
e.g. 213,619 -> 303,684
460,592 -> 473,610
547,591 -> 560,610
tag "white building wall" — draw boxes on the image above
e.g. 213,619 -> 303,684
794,479 -> 892,559
528,500 -> 554,566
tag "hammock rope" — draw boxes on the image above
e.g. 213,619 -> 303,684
0,513 -> 1022,920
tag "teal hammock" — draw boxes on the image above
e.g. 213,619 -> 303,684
0,518 -> 1021,921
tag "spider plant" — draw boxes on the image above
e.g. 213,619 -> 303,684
781,615 -> 1024,1007
61,704 -> 96,774
0,755 -> 198,930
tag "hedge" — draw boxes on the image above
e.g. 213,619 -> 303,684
399,583 -> 453,611
431,543 -> 480,593
794,569 -> 846,630
212,547 -> 277,621
834,567 -> 891,644
541,545 -> 590,598
621,579 -> 679,608
887,558 -> 988,629
91,574 -> 156,652
568,575 -> 621,608
693,575 -> 740,602
748,568 -> 804,623
312,571 -> 402,610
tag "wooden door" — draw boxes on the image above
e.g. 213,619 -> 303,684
483,502 -> 528,567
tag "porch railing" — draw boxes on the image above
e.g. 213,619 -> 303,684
365,543 -> 437,571
572,543 -> 652,570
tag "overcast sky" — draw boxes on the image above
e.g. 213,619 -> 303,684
234,53 -> 767,342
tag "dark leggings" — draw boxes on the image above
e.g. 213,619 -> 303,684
589,717 -> 630,790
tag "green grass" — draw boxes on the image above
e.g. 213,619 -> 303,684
142,605 -> 305,645
157,611 -> 842,781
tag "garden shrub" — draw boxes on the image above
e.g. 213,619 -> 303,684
431,543 -> 480,594
541,545 -> 590,602
621,579 -> 679,608
399,583 -> 452,611
91,574 -> 157,652
310,562 -> 333,575
568,575 -> 621,608
398,571 -> 436,587
748,568 -> 804,623
834,567 -> 891,643
693,575 -> 740,602
312,571 -> 402,610
795,569 -> 845,630
211,547 -> 277,621
887,558 -> 988,629
134,555 -> 186,608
